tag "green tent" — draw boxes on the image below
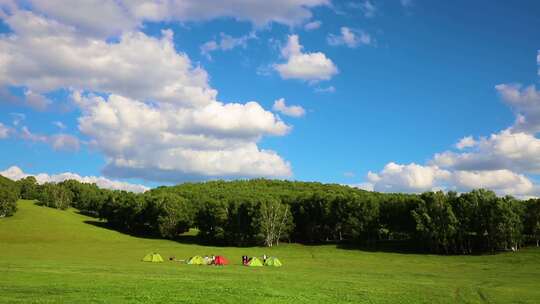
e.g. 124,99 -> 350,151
264,257 -> 282,267
142,253 -> 164,262
247,257 -> 263,267
187,255 -> 205,265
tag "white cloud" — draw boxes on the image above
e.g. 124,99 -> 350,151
304,20 -> 322,31
0,122 -> 10,138
0,10 -> 294,182
274,34 -> 338,82
24,90 -> 52,111
272,98 -> 306,117
49,134 -> 80,151
20,126 -> 80,152
27,0 -> 138,38
360,77 -> 540,198
455,136 -> 476,150
22,0 -> 329,37
366,162 -> 451,193
1,12 -> 216,107
495,84 -> 540,134
0,166 -> 148,193
74,93 -> 292,182
201,31 -> 256,60
434,130 -> 540,174
327,27 -> 372,48
363,162 -> 540,197
0,87 -> 51,111
451,169 -> 535,197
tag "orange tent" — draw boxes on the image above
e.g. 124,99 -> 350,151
214,256 -> 228,266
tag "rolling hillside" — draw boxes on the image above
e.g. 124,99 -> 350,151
1,200 -> 539,303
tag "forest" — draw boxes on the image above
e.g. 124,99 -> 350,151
1,175 -> 540,254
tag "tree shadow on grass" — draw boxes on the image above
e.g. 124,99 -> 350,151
83,220 -> 164,240
336,240 -> 426,255
83,220 -> 229,247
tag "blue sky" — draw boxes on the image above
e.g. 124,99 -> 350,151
0,0 -> 540,196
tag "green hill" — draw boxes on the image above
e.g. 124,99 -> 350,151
1,200 -> 539,303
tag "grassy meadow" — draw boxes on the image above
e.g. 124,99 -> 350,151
1,200 -> 539,303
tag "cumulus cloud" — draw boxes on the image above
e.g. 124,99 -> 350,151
451,169 -> 535,197
274,34 -> 338,82
128,0 -> 329,27
73,92 -> 292,182
327,27 -> 372,48
27,0 -> 138,38
21,0 -> 329,37
362,162 -> 539,197
495,84 -> 540,134
272,98 -> 306,117
433,130 -> 540,174
366,162 -> 451,193
360,78 -> 540,198
0,87 -> 51,111
455,136 -> 476,150
304,20 -> 322,31
0,12 -> 217,107
0,166 -> 148,193
24,90 -> 52,111
201,31 -> 256,60
0,10 -> 294,182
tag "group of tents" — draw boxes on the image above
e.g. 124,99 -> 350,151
142,253 -> 282,267
186,255 -> 229,266
243,256 -> 282,267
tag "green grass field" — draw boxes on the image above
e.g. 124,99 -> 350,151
1,200 -> 539,303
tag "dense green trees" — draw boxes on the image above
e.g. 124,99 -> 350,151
2,174 -> 540,253
0,175 -> 19,217
412,191 -> 458,253
523,199 -> 540,246
18,176 -> 39,200
38,183 -> 72,210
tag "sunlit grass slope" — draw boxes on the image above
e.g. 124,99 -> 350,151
1,200 -> 539,303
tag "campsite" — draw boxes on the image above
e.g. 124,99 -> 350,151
1,200 -> 539,303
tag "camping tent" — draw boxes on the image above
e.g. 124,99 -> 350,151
214,256 -> 228,266
247,257 -> 263,267
142,253 -> 164,262
187,255 -> 205,265
264,257 -> 282,267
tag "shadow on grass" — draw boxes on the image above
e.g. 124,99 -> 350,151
83,220 -> 229,247
336,240 -> 425,254
82,220 -> 501,255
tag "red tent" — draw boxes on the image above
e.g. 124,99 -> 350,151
214,256 -> 228,266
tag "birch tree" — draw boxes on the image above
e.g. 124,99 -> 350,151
257,198 -> 293,247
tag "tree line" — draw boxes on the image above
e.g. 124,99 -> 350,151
2,175 -> 540,253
